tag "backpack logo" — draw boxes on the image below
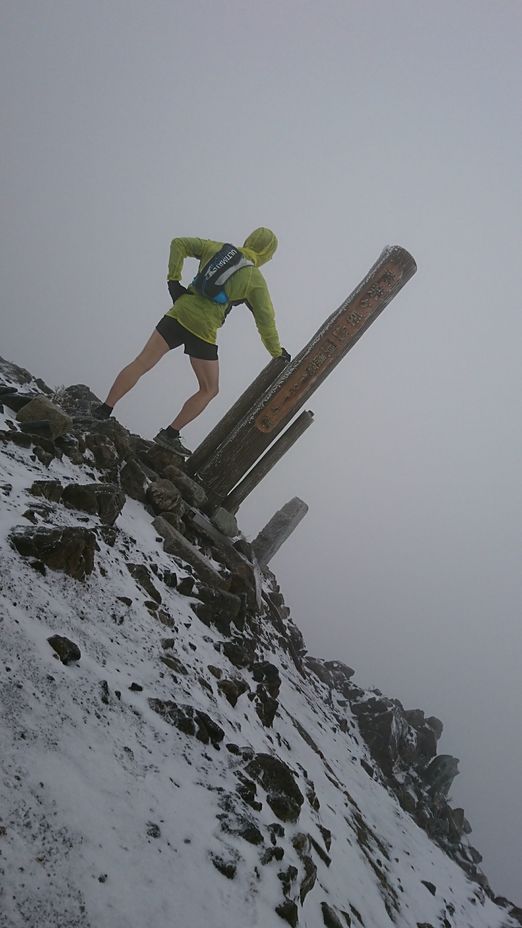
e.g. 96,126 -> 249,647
191,244 -> 253,304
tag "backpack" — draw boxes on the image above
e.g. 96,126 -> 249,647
190,244 -> 253,304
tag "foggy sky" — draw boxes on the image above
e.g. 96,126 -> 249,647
1,0 -> 521,901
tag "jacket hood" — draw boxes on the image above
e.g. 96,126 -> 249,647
241,227 -> 278,267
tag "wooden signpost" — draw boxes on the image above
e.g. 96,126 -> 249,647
194,245 -> 417,503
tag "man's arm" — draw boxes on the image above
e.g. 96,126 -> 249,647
167,237 -> 205,281
245,271 -> 283,358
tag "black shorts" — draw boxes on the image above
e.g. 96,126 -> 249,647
155,316 -> 218,360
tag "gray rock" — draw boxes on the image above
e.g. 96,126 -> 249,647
120,458 -> 149,501
160,654 -> 188,675
321,902 -> 346,928
422,755 -> 460,796
255,689 -> 279,728
147,478 -> 184,516
51,383 -> 101,416
278,864 -> 298,896
426,716 -> 444,740
29,479 -> 63,502
275,900 -> 298,927
421,880 -> 437,896
210,506 -> 238,538
16,395 -> 73,438
140,443 -> 185,475
0,355 -> 52,392
153,516 -> 226,590
93,484 -> 126,525
47,634 -> 81,664
210,853 -> 237,879
222,639 -> 256,669
84,433 -> 119,469
191,587 -> 242,635
81,419 -> 132,459
299,855 -> 317,904
163,464 -> 208,507
246,753 -> 304,823
217,677 -> 249,707
127,563 -> 162,603
3,393 -> 37,413
148,699 -> 224,747
10,525 -> 96,579
62,483 -> 125,525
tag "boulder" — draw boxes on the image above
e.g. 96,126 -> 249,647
120,458 -> 149,501
217,678 -> 249,707
246,753 -> 304,823
83,419 -> 132,459
51,383 -> 100,416
321,903 -> 345,928
62,483 -> 125,525
10,525 -> 96,579
275,900 -> 298,927
47,635 -> 81,664
16,396 -> 73,438
84,433 -> 119,469
210,506 -> 238,538
29,479 -> 63,502
426,716 -> 444,740
147,478 -> 184,516
163,464 -> 208,508
422,755 -> 460,796
139,443 -> 185,475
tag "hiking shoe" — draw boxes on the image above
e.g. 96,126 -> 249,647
153,428 -> 191,457
92,403 -> 113,420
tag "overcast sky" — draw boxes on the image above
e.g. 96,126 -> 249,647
2,0 -> 521,902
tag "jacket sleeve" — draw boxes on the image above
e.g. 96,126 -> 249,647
245,271 -> 282,358
167,237 -> 205,281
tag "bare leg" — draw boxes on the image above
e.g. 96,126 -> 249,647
105,331 -> 170,407
169,357 -> 219,430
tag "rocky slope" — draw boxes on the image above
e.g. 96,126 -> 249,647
1,355 -> 520,928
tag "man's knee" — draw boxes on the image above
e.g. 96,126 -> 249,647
200,383 -> 219,401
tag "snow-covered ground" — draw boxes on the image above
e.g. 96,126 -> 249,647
0,392 -> 518,928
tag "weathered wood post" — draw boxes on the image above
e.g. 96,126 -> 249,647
198,245 -> 416,501
252,497 -> 309,567
223,411 -> 314,514
186,356 -> 288,476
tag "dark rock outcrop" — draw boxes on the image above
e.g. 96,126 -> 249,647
10,525 -> 96,579
246,753 -> 304,823
47,635 -> 81,664
148,699 -> 225,748
62,482 -> 125,525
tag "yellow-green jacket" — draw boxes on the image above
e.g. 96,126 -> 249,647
166,227 -> 282,357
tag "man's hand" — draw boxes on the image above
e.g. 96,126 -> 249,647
280,347 -> 291,361
168,280 -> 187,303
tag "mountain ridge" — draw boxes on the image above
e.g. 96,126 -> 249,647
1,355 -> 520,928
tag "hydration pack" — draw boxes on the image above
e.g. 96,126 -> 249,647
190,244 -> 253,304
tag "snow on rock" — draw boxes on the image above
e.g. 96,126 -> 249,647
1,359 -> 521,928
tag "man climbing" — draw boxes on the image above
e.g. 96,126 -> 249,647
94,227 -> 289,456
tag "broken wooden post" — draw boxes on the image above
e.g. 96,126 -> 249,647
198,245 -> 417,501
187,356 -> 288,476
252,497 -> 309,567
223,410 -> 314,514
